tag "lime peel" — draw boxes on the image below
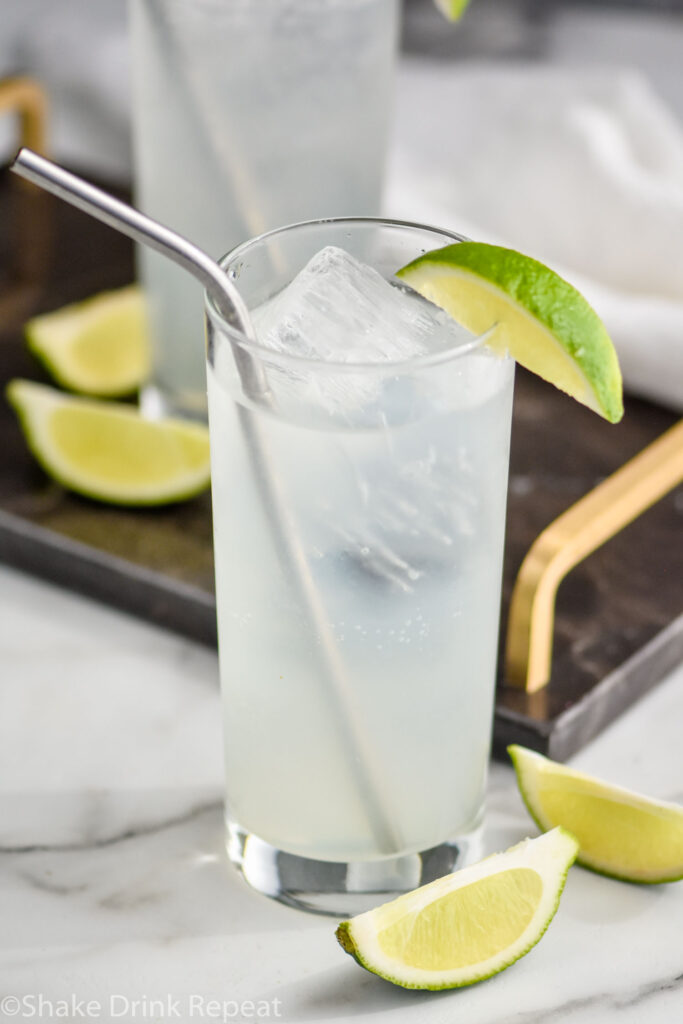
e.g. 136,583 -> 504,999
7,379 -> 210,507
336,828 -> 578,990
509,745 -> 683,884
397,242 -> 623,423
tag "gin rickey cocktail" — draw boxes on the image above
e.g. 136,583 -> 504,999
206,219 -> 514,914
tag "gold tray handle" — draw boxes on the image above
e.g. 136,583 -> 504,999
0,76 -> 48,153
0,77 -> 49,324
505,418 -> 683,693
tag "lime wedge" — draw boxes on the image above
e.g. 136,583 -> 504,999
7,379 -> 210,506
25,285 -> 150,397
509,745 -> 683,884
433,0 -> 471,20
336,828 -> 578,990
396,243 -> 623,423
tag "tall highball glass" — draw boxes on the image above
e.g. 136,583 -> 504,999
205,218 -> 514,915
130,0 -> 399,420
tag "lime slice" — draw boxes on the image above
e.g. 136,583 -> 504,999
25,285 -> 150,397
433,0 -> 471,20
396,242 -> 623,423
336,828 -> 578,990
7,379 -> 210,506
509,745 -> 683,884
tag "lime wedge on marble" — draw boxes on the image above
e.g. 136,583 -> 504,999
509,745 -> 683,884
7,379 -> 210,506
396,242 -> 623,422
336,828 -> 578,990
25,285 -> 150,397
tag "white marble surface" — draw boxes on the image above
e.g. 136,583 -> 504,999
0,563 -> 681,1023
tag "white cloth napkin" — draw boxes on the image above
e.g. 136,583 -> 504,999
386,60 -> 683,412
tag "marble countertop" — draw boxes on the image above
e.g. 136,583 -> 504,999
1,562 -> 681,1024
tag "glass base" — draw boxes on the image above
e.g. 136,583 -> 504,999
140,382 -> 208,423
226,819 -> 484,917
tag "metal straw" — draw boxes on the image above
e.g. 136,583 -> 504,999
11,149 -> 402,855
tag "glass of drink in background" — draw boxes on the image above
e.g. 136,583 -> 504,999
205,218 -> 514,915
129,0 -> 399,420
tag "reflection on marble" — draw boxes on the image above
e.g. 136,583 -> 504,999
1,565 -> 681,1023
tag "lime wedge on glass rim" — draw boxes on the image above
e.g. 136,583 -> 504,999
336,828 -> 578,990
25,285 -> 150,397
397,242 -> 623,423
7,379 -> 210,506
509,745 -> 683,884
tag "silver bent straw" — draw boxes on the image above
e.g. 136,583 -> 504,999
11,149 -> 402,856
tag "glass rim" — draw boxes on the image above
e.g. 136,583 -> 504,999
205,216 -> 497,374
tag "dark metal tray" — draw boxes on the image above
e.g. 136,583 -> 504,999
1,169 -> 681,760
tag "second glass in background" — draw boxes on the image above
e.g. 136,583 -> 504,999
129,0 -> 399,419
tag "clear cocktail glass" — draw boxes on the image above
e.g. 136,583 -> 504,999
130,0 -> 399,420
205,218 -> 514,915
